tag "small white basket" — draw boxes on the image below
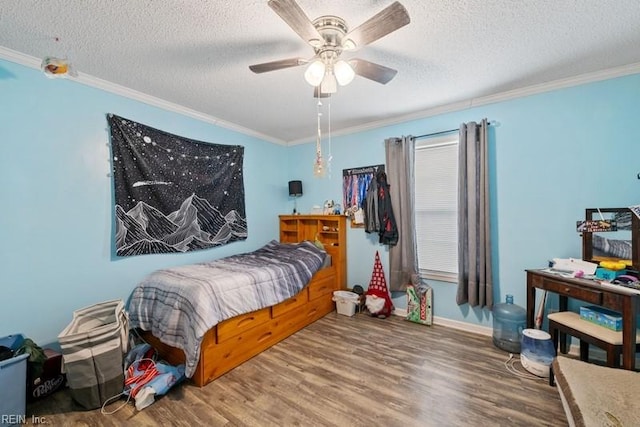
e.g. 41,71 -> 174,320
332,291 -> 360,317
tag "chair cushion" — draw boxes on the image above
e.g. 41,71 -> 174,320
548,311 -> 640,345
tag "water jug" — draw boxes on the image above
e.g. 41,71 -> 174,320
492,294 -> 526,353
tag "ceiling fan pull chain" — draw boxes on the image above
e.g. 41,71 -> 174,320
314,100 -> 325,177
327,97 -> 332,178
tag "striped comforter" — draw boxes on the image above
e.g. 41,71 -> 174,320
127,240 -> 326,377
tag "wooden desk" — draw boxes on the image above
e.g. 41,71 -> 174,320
526,269 -> 639,370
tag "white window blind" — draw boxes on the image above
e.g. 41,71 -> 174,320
414,135 -> 458,282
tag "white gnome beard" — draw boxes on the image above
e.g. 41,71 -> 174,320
365,295 -> 385,314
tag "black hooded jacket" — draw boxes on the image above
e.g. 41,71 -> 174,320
375,171 -> 398,246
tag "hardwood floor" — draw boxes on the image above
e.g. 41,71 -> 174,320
27,313 -> 567,426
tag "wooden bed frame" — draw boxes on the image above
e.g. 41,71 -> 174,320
141,215 -> 347,387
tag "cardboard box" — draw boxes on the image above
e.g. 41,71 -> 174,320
406,285 -> 432,325
579,305 -> 622,331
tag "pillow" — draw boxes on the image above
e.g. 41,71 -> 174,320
313,235 -> 325,251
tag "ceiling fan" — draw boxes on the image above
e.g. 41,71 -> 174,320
249,0 -> 410,97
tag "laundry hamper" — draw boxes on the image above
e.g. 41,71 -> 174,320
58,299 -> 129,410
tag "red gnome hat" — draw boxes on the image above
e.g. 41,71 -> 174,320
365,251 -> 394,318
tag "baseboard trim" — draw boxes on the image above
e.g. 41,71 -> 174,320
392,308 -> 492,337
392,309 -> 638,364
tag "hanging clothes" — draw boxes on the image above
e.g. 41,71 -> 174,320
359,174 -> 372,208
376,171 -> 398,246
364,175 -> 380,233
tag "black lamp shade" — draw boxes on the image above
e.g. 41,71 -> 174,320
288,180 -> 303,197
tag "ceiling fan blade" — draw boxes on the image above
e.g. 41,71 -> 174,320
249,57 -> 308,73
313,86 -> 331,98
268,0 -> 323,47
343,1 -> 410,50
350,59 -> 398,84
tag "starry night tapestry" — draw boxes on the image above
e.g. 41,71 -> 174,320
108,114 -> 247,257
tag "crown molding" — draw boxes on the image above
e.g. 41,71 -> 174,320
0,46 -> 287,146
3,45 -> 639,147
287,61 -> 640,145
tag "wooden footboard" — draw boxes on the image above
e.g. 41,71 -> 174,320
140,266 -> 338,387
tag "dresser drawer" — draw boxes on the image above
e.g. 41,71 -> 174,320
272,289 -> 308,318
539,278 -> 603,305
308,275 -> 335,300
216,307 -> 271,343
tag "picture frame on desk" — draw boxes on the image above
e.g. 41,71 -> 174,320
581,207 -> 640,272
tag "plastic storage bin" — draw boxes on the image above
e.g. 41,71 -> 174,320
0,334 -> 29,427
332,291 -> 360,317
492,294 -> 526,353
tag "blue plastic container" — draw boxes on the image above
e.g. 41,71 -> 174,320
492,295 -> 527,353
0,334 -> 29,427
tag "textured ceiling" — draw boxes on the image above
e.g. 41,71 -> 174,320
1,1 -> 640,144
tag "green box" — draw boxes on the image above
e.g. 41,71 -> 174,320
406,285 -> 432,325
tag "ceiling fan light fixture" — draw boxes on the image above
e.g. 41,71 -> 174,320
334,60 -> 355,86
304,60 -> 326,86
320,72 -> 337,94
251,0 -> 410,94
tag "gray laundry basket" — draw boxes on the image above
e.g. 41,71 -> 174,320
58,299 -> 129,410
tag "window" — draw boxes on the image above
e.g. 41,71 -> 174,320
414,134 -> 458,282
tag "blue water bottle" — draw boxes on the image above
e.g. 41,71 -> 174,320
492,294 -> 527,353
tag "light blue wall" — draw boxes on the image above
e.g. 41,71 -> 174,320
288,72 -> 640,328
0,59 -> 288,346
2,55 -> 639,346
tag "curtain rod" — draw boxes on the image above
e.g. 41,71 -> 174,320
415,128 -> 458,139
415,120 -> 493,140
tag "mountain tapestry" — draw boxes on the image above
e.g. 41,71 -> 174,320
108,114 -> 247,257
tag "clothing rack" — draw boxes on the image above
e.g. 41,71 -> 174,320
342,164 -> 384,177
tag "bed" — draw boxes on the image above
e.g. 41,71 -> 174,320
130,214 -> 347,387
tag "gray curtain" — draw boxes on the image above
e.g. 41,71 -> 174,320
456,119 -> 493,309
385,136 -> 418,292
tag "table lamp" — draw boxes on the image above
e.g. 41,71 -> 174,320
288,180 -> 303,214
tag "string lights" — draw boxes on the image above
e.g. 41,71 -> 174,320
313,100 -> 325,177
312,97 -> 333,179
